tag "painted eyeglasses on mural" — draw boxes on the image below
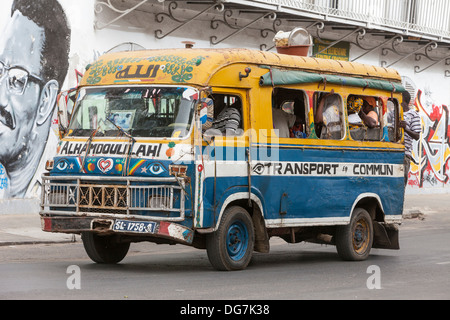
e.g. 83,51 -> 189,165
68,86 -> 197,139
0,61 -> 44,96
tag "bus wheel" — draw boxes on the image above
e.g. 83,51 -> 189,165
206,206 -> 254,271
81,232 -> 130,264
335,208 -> 373,261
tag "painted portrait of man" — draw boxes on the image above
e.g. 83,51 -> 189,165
0,0 -> 71,198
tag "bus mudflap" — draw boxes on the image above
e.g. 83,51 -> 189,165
372,222 -> 399,250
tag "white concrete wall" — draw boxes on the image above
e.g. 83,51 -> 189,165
0,0 -> 448,214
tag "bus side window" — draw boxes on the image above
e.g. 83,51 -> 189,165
387,98 -> 400,142
272,88 -> 308,139
204,94 -> 243,136
347,95 -> 381,141
314,91 -> 344,140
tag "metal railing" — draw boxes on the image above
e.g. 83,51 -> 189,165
252,0 -> 450,39
40,175 -> 186,221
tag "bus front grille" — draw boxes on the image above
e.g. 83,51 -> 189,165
40,175 -> 185,221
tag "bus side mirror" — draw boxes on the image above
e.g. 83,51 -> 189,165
56,88 -> 77,138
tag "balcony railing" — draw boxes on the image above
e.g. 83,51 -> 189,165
250,0 -> 450,40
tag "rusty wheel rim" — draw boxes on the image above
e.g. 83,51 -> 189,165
352,218 -> 370,255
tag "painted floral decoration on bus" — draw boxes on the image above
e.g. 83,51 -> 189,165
86,55 -> 205,85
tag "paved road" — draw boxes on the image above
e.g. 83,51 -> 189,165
1,206 -> 449,301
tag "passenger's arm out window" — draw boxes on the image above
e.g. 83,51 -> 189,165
347,95 -> 382,141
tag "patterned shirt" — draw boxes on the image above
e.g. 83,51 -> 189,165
212,107 -> 241,135
403,109 -> 421,157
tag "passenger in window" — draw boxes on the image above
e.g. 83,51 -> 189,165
273,98 -> 307,138
200,97 -> 214,132
290,106 -> 307,138
211,100 -> 243,136
291,98 -> 307,138
386,100 -> 396,127
358,97 -> 379,128
273,107 -> 296,138
315,89 -> 342,139
290,121 -> 307,138
347,96 -> 379,129
347,96 -> 366,140
347,96 -> 364,125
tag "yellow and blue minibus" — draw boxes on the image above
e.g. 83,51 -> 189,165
41,48 -> 405,270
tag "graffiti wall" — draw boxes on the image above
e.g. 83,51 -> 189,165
0,0 -> 71,198
408,89 -> 450,191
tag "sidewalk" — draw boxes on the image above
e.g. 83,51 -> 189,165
0,213 -> 78,246
0,193 -> 447,246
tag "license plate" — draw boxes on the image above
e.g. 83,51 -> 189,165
113,220 -> 156,233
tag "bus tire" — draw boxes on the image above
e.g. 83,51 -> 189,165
206,206 -> 254,271
335,208 -> 373,261
81,232 -> 130,264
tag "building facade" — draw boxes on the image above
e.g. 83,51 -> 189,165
0,0 -> 448,213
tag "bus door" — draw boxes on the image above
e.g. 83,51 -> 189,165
199,90 -> 248,228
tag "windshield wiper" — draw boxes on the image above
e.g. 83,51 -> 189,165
106,117 -> 136,144
80,128 -> 99,173
106,118 -> 136,176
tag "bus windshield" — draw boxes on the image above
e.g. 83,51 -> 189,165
67,86 -> 197,138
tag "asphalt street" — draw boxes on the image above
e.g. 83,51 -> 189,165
0,193 -> 449,301
0,193 -> 447,246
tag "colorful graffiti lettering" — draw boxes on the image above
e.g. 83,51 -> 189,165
0,164 -> 8,194
409,90 -> 450,188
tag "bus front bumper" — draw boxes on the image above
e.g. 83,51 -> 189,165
40,214 -> 194,245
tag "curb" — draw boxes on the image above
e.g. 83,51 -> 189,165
0,238 -> 78,247
0,234 -> 79,247
403,209 -> 426,220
